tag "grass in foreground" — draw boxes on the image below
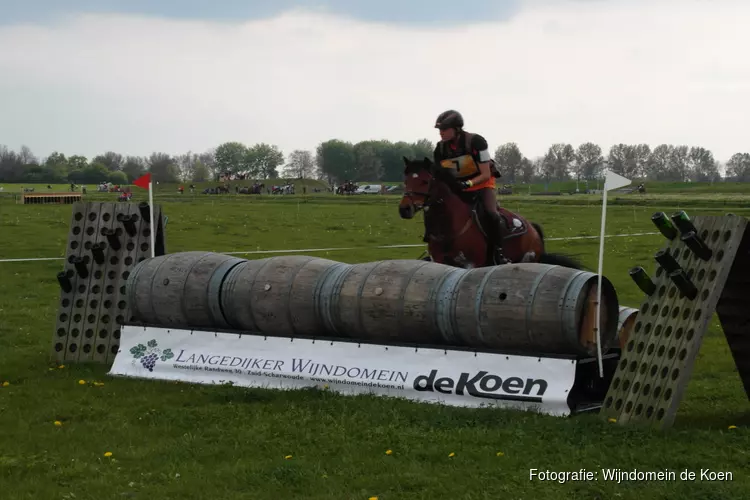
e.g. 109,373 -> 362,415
1,199 -> 749,500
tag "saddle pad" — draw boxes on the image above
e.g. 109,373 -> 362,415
498,207 -> 527,235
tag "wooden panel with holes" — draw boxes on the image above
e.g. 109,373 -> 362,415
600,214 -> 749,429
51,201 -> 166,365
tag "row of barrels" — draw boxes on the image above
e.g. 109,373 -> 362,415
125,252 -> 622,356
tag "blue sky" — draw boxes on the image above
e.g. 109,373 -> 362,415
3,0 -> 522,25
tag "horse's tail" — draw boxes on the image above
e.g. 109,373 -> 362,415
538,252 -> 588,271
531,221 -> 590,271
531,222 -> 545,246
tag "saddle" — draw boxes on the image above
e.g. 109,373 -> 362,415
470,199 -> 528,240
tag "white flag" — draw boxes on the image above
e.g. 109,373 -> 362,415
603,170 -> 632,191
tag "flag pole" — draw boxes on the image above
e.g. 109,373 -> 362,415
596,167 -> 631,378
595,184 -> 608,378
148,178 -> 155,258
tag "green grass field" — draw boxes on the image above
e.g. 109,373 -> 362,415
1,186 -> 749,500
5,177 -> 750,209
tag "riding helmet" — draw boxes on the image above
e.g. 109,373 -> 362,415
434,110 -> 464,130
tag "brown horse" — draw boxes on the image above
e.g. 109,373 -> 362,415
398,157 -> 585,270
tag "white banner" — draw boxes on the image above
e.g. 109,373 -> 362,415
109,325 -> 578,416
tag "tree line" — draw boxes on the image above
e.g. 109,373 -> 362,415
2,140 -> 749,185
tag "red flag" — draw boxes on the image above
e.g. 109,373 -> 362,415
133,172 -> 151,190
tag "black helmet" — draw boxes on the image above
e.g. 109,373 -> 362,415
434,110 -> 464,130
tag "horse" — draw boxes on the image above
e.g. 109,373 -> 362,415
398,157 -> 586,271
336,182 -> 358,195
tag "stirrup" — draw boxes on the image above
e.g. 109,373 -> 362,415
493,247 -> 510,265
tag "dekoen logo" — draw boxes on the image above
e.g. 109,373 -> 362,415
413,369 -> 548,402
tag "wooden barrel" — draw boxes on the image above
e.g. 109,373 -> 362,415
126,251 -> 246,329
616,306 -> 639,349
129,252 -> 621,356
448,263 -> 619,355
326,259 -> 442,343
221,256 -> 618,355
220,255 -> 347,336
319,260 -> 617,355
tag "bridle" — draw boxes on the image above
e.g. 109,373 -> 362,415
403,167 -> 476,242
403,170 -> 441,213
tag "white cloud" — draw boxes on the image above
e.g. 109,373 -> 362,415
1,0 -> 749,162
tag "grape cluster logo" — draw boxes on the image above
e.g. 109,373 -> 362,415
130,339 -> 174,372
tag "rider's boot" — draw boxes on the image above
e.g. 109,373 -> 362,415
492,244 -> 510,265
488,217 -> 510,265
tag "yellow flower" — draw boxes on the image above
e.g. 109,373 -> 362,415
496,451 -> 504,457
78,380 -> 86,385
94,382 -> 104,387
284,455 -> 292,460
448,452 -> 455,458
728,425 -> 737,430
608,418 -> 617,423
58,365 -> 65,369
104,452 -> 113,457
368,497 -> 378,500
2,381 -> 9,387
385,449 -> 392,455
54,421 -> 62,427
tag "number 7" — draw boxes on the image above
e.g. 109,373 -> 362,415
451,160 -> 461,172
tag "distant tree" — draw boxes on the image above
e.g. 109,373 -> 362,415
67,155 -> 89,171
411,138 -> 434,160
688,147 -> 720,182
214,142 -> 248,175
316,139 -> 356,183
18,145 -> 37,165
283,150 -> 316,179
191,161 -> 211,182
197,149 -> 218,179
375,140 -> 414,181
631,144 -> 651,178
494,142 -> 523,183
246,143 -> 284,179
176,151 -> 199,182
122,156 -> 146,182
353,141 -> 384,181
0,145 -> 25,182
147,152 -> 180,183
43,151 -> 67,169
607,144 -> 641,178
573,142 -> 604,181
726,152 -> 750,181
519,157 -> 536,183
92,151 -> 124,172
2,138 -> 748,184
644,144 -> 673,180
541,143 -> 574,181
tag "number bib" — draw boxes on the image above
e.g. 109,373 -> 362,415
439,154 -> 480,179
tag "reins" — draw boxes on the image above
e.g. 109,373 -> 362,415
405,171 -> 473,243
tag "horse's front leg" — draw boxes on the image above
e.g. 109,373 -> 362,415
453,251 -> 475,269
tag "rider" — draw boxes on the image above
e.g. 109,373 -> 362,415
432,110 -> 509,265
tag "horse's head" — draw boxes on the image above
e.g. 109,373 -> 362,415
399,156 -> 438,219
